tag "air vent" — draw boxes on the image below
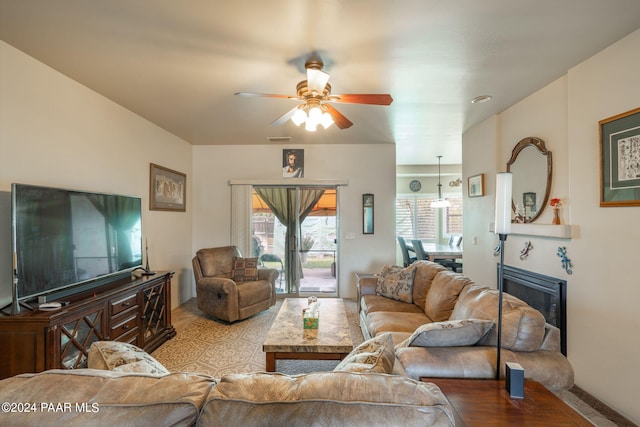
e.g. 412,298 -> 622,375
266,137 -> 292,143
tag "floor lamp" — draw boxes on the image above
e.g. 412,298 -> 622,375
494,172 -> 512,380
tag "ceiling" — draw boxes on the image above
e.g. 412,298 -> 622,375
2,1 -> 640,165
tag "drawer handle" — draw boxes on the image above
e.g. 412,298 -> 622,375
123,324 -> 130,330
122,302 -> 131,307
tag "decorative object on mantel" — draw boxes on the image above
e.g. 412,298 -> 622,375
513,203 -> 525,223
599,107 -> 640,207
550,198 -> 562,225
557,247 -> 573,275
494,172 -> 512,380
519,241 -> 533,260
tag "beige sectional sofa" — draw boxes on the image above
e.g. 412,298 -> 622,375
0,369 -> 454,426
358,260 -> 574,391
0,339 -> 455,426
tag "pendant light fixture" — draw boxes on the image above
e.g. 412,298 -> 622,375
430,156 -> 451,208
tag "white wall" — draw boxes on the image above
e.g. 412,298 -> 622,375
192,144 -> 397,298
0,42 -> 193,309
462,29 -> 640,423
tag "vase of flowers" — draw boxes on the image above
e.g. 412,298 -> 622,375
550,198 -> 562,225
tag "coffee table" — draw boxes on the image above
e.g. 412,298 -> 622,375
263,298 -> 353,372
420,378 -> 592,426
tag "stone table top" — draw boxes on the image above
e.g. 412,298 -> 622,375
263,298 -> 353,354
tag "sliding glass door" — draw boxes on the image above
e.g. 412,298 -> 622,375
251,186 -> 337,297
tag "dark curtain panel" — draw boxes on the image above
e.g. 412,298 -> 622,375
254,187 -> 325,293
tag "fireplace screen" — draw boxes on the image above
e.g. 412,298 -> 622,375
499,265 -> 567,355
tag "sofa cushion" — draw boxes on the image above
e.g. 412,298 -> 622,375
198,372 -> 454,426
450,284 -> 546,351
376,264 -> 417,303
0,369 -> 215,426
395,319 -> 494,348
88,341 -> 169,375
361,294 -> 425,315
364,311 -> 432,337
232,257 -> 259,283
424,271 -> 472,322
334,332 -> 395,374
412,261 -> 448,311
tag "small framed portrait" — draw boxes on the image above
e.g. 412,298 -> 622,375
468,174 -> 485,198
149,163 -> 186,211
282,149 -> 304,178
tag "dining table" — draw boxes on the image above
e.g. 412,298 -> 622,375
419,242 -> 463,261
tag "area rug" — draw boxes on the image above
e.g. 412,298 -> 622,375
152,298 -> 364,377
153,298 -> 628,426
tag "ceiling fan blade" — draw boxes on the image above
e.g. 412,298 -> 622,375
330,94 -> 393,105
307,68 -> 330,93
324,104 -> 353,129
234,92 -> 296,99
271,106 -> 299,126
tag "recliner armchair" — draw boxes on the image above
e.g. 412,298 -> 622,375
192,246 -> 278,323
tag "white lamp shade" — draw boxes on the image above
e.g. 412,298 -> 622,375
430,199 -> 451,208
495,172 -> 512,234
291,108 -> 307,126
305,120 -> 317,132
320,111 -> 334,129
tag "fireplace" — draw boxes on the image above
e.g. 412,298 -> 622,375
498,265 -> 567,355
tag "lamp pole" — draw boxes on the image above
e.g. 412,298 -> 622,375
494,172 -> 512,380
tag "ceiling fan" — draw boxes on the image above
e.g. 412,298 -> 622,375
234,60 -> 393,131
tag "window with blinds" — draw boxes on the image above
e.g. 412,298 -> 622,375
396,195 -> 462,240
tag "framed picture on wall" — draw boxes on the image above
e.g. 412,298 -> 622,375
363,193 -> 374,234
149,163 -> 187,211
282,149 -> 304,178
599,107 -> 640,207
468,174 -> 485,197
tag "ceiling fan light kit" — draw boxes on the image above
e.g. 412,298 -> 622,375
235,59 -> 393,131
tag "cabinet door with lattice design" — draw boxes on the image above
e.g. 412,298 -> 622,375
141,281 -> 167,347
59,305 -> 106,369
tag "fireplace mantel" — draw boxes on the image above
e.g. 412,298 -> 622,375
489,222 -> 572,239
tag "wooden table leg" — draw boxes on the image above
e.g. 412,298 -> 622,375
265,352 -> 275,372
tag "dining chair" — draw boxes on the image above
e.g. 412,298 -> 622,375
434,235 -> 463,272
397,236 -> 417,267
449,235 -> 463,247
411,240 -> 429,261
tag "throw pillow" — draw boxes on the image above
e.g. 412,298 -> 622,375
395,319 -> 494,348
88,341 -> 170,375
375,264 -> 416,304
334,332 -> 395,374
232,257 -> 259,283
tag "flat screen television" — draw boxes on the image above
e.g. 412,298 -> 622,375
12,183 -> 143,303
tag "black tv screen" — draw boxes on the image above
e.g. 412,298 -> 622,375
12,183 -> 143,301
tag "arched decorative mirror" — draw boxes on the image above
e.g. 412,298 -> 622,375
506,137 -> 552,223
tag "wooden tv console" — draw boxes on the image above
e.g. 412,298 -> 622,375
0,271 -> 175,380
